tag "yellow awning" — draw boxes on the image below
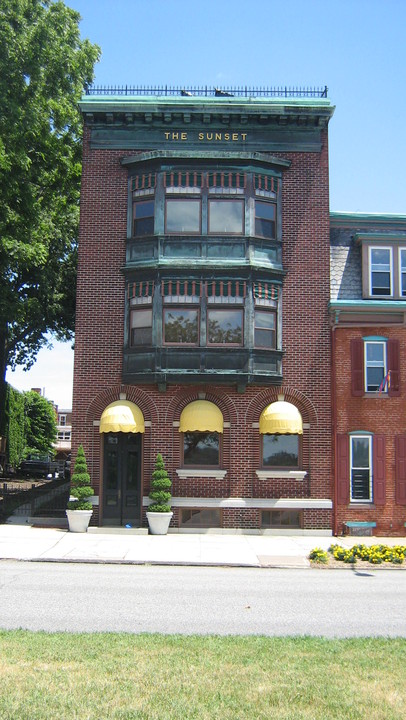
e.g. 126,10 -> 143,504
99,401 -> 145,434
259,401 -> 303,435
179,400 -> 223,433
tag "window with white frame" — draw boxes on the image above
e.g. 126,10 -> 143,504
364,340 -> 386,392
399,248 -> 406,297
350,435 -> 372,502
369,247 -> 392,296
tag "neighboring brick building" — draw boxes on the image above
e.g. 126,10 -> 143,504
330,212 -> 406,536
73,86 -> 335,532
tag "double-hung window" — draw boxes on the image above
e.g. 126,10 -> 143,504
350,435 -> 372,502
364,341 -> 386,392
399,248 -> 406,297
369,247 -> 392,296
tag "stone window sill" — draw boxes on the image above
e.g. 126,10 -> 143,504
255,470 -> 307,480
176,469 -> 227,480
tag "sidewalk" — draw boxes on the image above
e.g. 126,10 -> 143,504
0,524 -> 405,568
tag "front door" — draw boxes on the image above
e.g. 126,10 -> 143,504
103,433 -> 142,525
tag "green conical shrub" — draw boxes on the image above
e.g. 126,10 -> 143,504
67,445 -> 94,511
148,453 -> 172,512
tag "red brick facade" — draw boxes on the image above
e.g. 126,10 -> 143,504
72,92 -> 334,532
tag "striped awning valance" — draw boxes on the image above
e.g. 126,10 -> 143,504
162,280 -> 202,297
164,171 -> 204,189
131,173 -> 156,192
254,174 -> 279,194
207,172 -> 246,189
206,280 -> 247,298
253,282 -> 279,300
128,281 -> 154,299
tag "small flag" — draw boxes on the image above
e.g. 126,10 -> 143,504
378,371 -> 391,393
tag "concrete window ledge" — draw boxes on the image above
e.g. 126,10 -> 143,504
176,469 -> 227,480
256,470 -> 307,480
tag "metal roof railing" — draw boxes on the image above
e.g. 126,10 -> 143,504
84,85 -> 328,98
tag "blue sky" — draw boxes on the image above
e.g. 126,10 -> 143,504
6,0 -> 406,407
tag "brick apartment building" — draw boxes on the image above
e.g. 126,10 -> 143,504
330,212 -> 406,536
72,85 -> 335,533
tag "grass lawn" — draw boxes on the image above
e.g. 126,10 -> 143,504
0,632 -> 405,719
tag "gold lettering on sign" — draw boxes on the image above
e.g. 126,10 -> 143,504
165,131 -> 248,142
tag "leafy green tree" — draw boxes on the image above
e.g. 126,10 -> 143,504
23,390 -> 57,456
0,0 -> 100,433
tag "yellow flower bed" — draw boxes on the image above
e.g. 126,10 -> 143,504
309,543 -> 406,565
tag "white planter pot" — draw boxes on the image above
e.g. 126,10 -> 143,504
146,511 -> 173,535
66,509 -> 93,533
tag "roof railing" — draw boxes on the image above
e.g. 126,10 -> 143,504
84,85 -> 328,98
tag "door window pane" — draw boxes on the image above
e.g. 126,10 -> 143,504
208,200 -> 244,234
255,200 -> 276,239
164,308 -> 199,344
166,199 -> 200,233
262,434 -> 299,467
183,431 -> 219,465
207,309 -> 243,345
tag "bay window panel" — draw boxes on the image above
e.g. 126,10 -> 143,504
133,199 -> 154,236
165,199 -> 201,233
255,200 -> 276,239
164,308 -> 199,344
254,310 -> 276,349
207,309 -> 243,345
208,199 -> 244,234
130,308 -> 152,346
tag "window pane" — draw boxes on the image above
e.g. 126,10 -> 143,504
133,200 -> 154,236
166,199 -> 200,233
208,200 -> 244,234
255,201 -> 276,239
180,509 -> 221,527
262,510 -> 301,528
207,309 -> 243,345
164,308 -> 198,344
183,431 -> 219,465
263,435 -> 299,467
254,311 -> 276,348
130,309 -> 152,346
351,437 -> 369,468
351,469 -> 370,500
365,342 -> 385,391
370,248 -> 391,295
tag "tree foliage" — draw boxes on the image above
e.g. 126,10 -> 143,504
149,453 -> 172,512
0,0 -> 100,431
5,384 -> 25,467
23,389 -> 57,456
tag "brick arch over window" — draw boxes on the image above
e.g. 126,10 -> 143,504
165,387 -> 237,472
244,386 -> 318,426
164,386 -> 237,426
86,384 -> 159,427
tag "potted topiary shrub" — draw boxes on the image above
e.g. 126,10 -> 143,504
66,444 -> 94,532
146,453 -> 173,535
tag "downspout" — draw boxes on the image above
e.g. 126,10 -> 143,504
331,313 -> 338,536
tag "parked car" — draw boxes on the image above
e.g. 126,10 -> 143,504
19,455 -> 59,479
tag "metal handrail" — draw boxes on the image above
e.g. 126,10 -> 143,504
84,85 -> 328,98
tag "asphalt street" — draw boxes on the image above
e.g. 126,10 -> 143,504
1,561 -> 405,637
